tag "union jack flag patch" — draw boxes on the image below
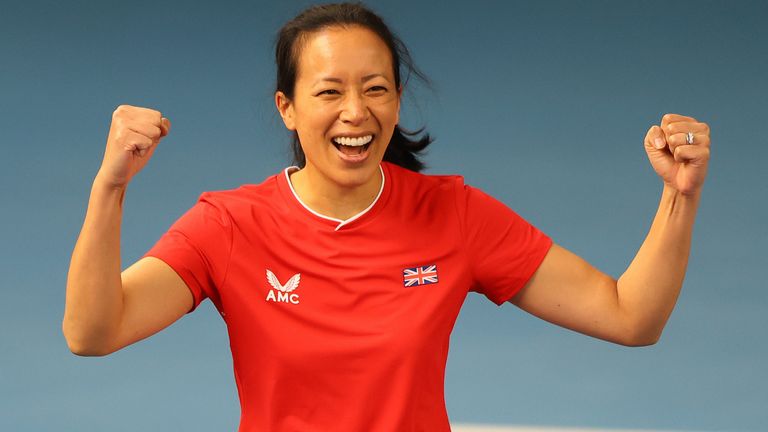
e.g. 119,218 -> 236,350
403,265 -> 438,287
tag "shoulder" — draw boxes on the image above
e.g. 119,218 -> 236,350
201,169 -> 286,202
192,171 -> 285,221
384,163 -> 513,213
384,162 -> 466,197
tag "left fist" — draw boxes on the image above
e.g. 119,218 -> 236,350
644,113 -> 711,196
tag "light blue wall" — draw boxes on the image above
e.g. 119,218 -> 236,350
1,0 -> 766,430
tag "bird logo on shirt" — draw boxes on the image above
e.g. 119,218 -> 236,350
265,269 -> 301,305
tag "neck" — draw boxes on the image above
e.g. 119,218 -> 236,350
288,165 -> 383,221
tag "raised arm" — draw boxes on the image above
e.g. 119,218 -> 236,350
62,105 -> 192,356
510,114 -> 710,346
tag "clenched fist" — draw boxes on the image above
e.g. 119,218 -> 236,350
644,113 -> 711,196
96,105 -> 171,188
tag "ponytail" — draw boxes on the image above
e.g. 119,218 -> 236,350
382,126 -> 432,172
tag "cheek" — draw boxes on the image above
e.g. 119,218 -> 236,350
372,99 -> 399,123
295,105 -> 333,135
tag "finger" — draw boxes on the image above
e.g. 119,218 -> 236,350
661,113 -> 698,129
673,143 -> 710,165
117,105 -> 163,125
666,133 -> 685,155
644,125 -> 668,150
667,131 -> 710,149
122,130 -> 154,153
126,110 -> 166,138
665,121 -> 710,141
134,142 -> 158,158
140,140 -> 162,158
127,122 -> 163,140
124,105 -> 163,118
160,117 -> 171,137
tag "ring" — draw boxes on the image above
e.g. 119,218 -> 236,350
686,132 -> 695,145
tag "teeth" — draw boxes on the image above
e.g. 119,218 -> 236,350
333,135 -> 373,147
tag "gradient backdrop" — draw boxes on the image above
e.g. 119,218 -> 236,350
1,0 -> 766,431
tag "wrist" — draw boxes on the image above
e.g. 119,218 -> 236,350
662,183 -> 701,200
93,170 -> 129,193
661,184 -> 701,218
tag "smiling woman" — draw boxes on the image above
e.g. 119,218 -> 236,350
63,2 -> 711,432
275,25 -> 402,218
274,2 -> 432,171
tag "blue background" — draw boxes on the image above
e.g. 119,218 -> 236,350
1,0 -> 766,430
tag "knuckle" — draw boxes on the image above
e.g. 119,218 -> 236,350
113,116 -> 126,130
113,104 -> 132,119
115,129 -> 133,144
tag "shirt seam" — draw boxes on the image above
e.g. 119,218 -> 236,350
282,165 -> 385,230
453,179 -> 478,294
216,201 -> 234,295
336,165 -> 385,230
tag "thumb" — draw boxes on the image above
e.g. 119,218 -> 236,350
160,117 -> 172,137
645,125 -> 667,151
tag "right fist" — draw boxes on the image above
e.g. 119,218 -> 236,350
96,105 -> 171,188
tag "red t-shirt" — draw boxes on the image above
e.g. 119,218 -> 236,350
143,162 -> 552,431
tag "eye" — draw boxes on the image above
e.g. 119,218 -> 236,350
316,89 -> 340,96
367,86 -> 388,94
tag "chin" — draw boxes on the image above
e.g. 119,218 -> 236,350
330,161 -> 382,189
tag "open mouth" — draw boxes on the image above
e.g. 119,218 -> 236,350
332,134 -> 373,156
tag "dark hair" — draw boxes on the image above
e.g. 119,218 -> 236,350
275,2 -> 432,172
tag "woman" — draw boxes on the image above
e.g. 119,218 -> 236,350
63,3 -> 711,431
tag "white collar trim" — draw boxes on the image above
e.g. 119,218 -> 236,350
283,165 -> 385,231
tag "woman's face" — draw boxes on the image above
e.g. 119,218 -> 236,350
276,25 -> 401,190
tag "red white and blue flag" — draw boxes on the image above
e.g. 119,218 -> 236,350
403,265 -> 438,287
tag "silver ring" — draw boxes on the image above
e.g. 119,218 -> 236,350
686,132 -> 695,145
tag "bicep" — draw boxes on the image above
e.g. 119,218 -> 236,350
510,243 -> 632,345
106,257 -> 194,354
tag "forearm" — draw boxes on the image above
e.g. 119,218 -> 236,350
617,184 -> 701,344
62,176 -> 127,355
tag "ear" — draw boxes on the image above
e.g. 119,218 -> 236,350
275,91 -> 296,130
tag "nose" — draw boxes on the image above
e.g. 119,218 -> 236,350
339,92 -> 369,125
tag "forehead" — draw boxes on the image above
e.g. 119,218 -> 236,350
295,26 -> 394,81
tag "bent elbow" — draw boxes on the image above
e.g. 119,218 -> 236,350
622,335 -> 660,347
67,341 -> 111,357
62,321 -> 112,357
620,326 -> 663,347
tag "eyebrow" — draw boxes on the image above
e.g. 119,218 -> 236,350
315,74 -> 388,85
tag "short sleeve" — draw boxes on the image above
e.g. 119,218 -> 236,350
461,185 -> 552,306
142,193 -> 232,313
